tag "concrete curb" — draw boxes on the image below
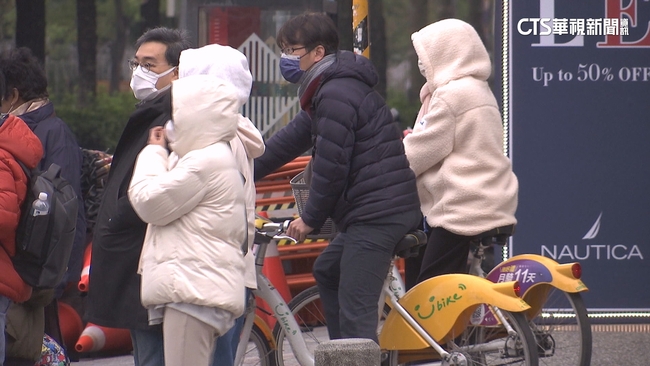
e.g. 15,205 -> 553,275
315,338 -> 380,366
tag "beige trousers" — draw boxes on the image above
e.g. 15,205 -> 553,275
163,307 -> 218,366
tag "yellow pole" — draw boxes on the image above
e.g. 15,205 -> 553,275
352,0 -> 370,58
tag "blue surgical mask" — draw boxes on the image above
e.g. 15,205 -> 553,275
280,54 -> 304,84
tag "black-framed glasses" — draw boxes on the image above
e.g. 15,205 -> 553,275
281,46 -> 306,55
127,59 -> 154,73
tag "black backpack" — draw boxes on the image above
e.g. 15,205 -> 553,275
14,162 -> 78,289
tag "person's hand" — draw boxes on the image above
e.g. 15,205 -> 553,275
286,218 -> 314,243
148,126 -> 167,148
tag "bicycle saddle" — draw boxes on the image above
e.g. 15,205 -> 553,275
475,224 -> 516,246
394,230 -> 427,258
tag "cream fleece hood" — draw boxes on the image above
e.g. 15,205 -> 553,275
169,75 -> 239,157
411,18 -> 491,92
404,18 -> 518,236
179,44 -> 265,160
179,44 -> 252,107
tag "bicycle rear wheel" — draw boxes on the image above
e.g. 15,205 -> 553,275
271,286 -> 326,366
450,309 -> 539,366
238,323 -> 275,366
528,290 -> 591,366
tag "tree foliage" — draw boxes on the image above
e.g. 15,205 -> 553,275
77,0 -> 98,104
0,2 -> 16,45
55,87 -> 137,152
382,0 -> 495,128
109,0 -> 128,94
140,0 -> 161,34
16,1 -> 46,64
3,0 -> 497,146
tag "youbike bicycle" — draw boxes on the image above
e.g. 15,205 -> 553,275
250,219 -> 539,366
236,217 -> 350,366
277,225 -> 590,366
233,218 -> 297,366
468,227 -> 592,366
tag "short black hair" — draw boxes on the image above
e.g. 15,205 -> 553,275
0,47 -> 49,101
276,12 -> 339,55
135,27 -> 192,67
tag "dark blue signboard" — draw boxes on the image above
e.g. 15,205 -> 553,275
496,0 -> 650,315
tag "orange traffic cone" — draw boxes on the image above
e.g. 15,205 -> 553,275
78,243 -> 92,293
75,323 -> 133,354
256,241 -> 292,329
58,302 -> 84,352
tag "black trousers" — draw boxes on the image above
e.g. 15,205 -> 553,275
415,226 -> 474,284
312,210 -> 421,342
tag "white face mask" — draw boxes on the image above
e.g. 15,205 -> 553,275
164,119 -> 176,143
0,101 -> 15,120
129,66 -> 176,101
418,59 -> 426,78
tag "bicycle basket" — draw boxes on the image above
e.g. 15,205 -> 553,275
290,171 -> 337,238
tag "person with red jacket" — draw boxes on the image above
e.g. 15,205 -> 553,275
0,70 -> 44,366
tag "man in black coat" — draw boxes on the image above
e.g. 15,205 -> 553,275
86,27 -> 190,366
255,13 -> 422,342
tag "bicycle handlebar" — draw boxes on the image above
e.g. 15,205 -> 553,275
255,218 -> 297,244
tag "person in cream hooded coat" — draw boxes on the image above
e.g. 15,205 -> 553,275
128,75 -> 247,366
177,44 -> 265,366
403,19 -> 518,284
178,43 -> 264,293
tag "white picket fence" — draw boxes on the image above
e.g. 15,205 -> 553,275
238,33 -> 301,138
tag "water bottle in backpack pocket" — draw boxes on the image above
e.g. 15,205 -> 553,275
14,163 -> 78,289
19,191 -> 53,258
32,192 -> 50,216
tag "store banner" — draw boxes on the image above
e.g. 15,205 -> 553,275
498,0 -> 650,313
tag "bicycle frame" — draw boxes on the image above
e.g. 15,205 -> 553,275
379,269 -> 530,352
237,224 -> 539,366
235,288 -> 276,354
234,238 -> 316,366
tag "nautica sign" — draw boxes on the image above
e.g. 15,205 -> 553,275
541,212 -> 644,260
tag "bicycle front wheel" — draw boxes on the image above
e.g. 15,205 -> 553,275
271,286 -> 394,366
528,290 -> 592,366
451,309 -> 539,366
272,286 -> 327,366
238,322 -> 275,366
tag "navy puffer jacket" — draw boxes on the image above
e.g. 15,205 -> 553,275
255,51 -> 420,231
20,102 -> 86,287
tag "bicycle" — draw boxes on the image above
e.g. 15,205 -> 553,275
236,216 -> 348,366
233,217 -> 298,366
274,224 -> 590,366
470,228 -> 592,366
250,218 -> 539,366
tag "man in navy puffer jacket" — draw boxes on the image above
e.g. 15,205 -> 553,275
254,12 -> 421,343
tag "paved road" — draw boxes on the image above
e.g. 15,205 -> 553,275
72,324 -> 650,365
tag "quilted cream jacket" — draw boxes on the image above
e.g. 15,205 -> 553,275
129,75 -> 248,316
